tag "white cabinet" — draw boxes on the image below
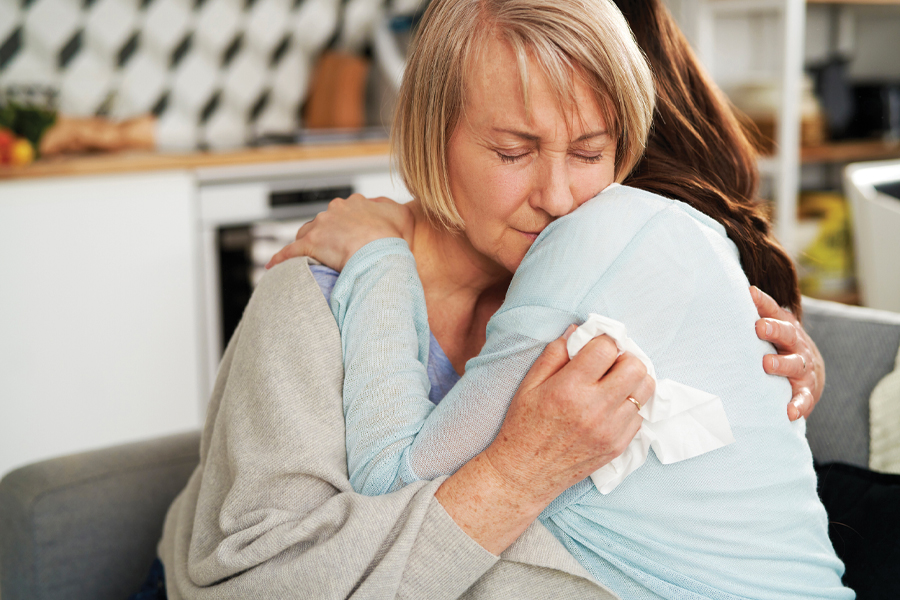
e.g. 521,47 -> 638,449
0,154 -> 403,479
0,171 -> 205,477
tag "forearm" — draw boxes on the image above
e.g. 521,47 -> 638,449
331,239 -> 436,494
334,239 -> 565,495
435,452 -> 552,555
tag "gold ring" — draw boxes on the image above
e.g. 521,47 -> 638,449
627,396 -> 642,411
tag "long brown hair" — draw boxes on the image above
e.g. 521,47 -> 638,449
615,0 -> 802,315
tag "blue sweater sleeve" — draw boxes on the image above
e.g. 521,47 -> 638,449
330,186 -> 675,496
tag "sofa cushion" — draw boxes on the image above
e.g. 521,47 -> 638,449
0,431 -> 199,600
803,298 -> 900,468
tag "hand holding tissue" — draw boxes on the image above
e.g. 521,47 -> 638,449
567,314 -> 735,494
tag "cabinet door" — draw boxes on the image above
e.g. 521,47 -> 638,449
0,171 -> 204,478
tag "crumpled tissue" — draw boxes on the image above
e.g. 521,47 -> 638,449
567,313 -> 735,494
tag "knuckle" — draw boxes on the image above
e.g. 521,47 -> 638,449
620,355 -> 647,380
790,326 -> 802,348
592,337 -> 619,363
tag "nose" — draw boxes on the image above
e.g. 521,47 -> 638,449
531,156 -> 576,217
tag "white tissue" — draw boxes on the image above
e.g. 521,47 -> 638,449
566,314 -> 735,494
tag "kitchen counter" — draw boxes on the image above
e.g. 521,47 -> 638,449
0,140 -> 392,182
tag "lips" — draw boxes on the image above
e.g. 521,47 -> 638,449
515,228 -> 543,242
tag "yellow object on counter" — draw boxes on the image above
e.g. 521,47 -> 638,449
797,191 -> 855,300
10,138 -> 34,166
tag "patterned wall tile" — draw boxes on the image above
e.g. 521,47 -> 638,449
171,51 -> 219,115
222,50 -> 267,113
0,0 -> 396,148
143,0 -> 193,58
0,3 -> 21,46
115,51 -> 169,116
59,50 -> 113,115
245,0 -> 290,56
24,0 -> 82,62
195,0 -> 243,57
292,0 -> 340,54
85,0 -> 139,59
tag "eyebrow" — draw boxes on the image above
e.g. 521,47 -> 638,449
491,128 -> 609,143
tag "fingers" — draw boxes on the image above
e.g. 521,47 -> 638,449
603,371 -> 652,454
565,334 -> 621,384
788,388 -> 815,421
519,331 -> 575,390
629,372 -> 655,408
762,352 -> 808,378
294,219 -> 315,241
750,286 -> 787,321
265,240 -> 308,269
755,316 -> 802,353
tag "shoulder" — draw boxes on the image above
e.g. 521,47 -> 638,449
252,257 -> 338,335
556,184 -> 730,250
509,186 -> 738,309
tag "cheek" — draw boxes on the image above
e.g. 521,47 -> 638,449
573,160 -> 616,208
458,166 -> 532,229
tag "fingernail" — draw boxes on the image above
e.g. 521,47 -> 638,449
765,322 -> 772,337
562,324 -> 577,340
771,357 -> 779,370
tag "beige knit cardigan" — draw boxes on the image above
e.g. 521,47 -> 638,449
158,257 -> 618,599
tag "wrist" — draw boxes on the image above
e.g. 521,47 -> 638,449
435,451 -> 550,555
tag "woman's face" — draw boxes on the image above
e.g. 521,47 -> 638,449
447,36 -> 617,273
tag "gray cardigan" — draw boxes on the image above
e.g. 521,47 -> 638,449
157,257 -> 617,599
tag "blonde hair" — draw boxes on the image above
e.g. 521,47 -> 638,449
392,0 -> 656,229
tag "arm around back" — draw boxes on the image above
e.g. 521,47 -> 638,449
158,257 -> 614,599
158,257 -> 498,599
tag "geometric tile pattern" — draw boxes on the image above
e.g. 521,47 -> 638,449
0,0 -> 352,149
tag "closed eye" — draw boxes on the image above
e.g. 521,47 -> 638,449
496,151 -> 529,164
573,152 -> 603,164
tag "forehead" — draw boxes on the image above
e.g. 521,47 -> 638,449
463,33 -> 607,135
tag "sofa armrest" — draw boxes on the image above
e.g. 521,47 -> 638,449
802,297 -> 900,468
0,430 -> 200,600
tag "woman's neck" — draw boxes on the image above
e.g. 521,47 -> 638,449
407,201 -> 511,374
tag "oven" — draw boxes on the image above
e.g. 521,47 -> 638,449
196,154 -> 411,392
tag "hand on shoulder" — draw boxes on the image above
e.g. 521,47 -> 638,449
266,193 -> 415,272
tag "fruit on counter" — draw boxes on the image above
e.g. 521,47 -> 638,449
0,101 -> 57,152
11,137 -> 35,166
0,126 -> 36,166
0,127 -> 13,163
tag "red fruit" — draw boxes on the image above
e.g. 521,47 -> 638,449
0,128 -> 14,165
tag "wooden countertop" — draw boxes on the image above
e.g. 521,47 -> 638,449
0,140 -> 392,181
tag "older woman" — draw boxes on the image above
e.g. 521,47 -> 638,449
150,0 -> 828,598
276,0 -> 849,597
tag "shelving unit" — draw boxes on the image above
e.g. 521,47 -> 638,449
801,139 -> 900,163
694,0 -> 806,254
689,0 -> 900,256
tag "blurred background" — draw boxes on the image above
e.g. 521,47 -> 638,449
0,0 -> 899,479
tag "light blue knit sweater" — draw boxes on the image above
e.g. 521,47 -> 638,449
330,185 -> 852,599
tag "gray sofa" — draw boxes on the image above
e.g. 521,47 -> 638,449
2,297 -> 899,600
